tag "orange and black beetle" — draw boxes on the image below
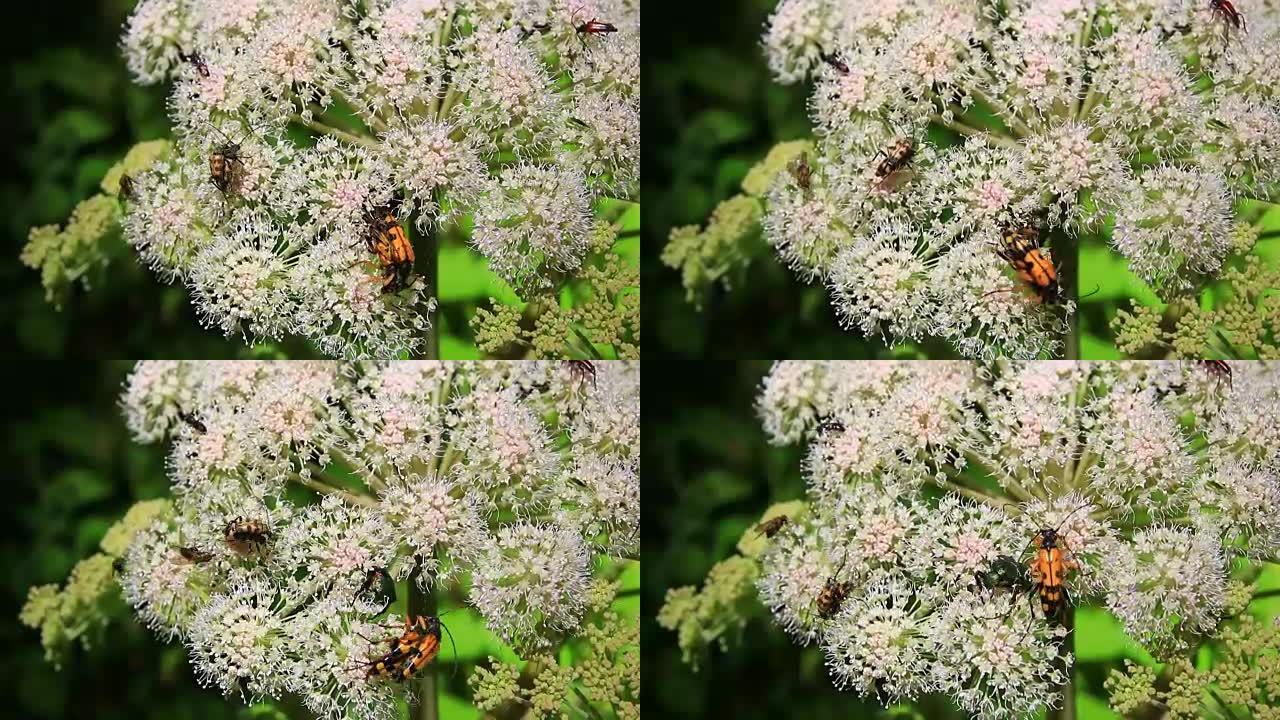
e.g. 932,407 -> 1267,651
362,200 -> 415,295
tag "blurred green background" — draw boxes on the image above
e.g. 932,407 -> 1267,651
641,0 -> 951,359
2,0 -> 637,360
1,360 -> 640,719
640,360 -> 1280,719
1,360 -> 243,718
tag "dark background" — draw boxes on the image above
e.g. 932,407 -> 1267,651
0,1 -> 311,359
0,360 -> 249,719
1,0 -> 254,707
640,0 -> 957,359
641,360 -> 891,718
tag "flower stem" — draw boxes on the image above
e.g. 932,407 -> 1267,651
407,569 -> 439,720
1210,689 -> 1243,720
289,113 -> 381,150
571,686 -> 605,720
292,473 -> 376,506
933,113 -> 1020,149
935,477 -> 1012,508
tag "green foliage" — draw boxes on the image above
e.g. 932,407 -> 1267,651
1,360 -> 236,719
20,140 -> 172,309
471,213 -> 640,359
18,497 -> 174,669
1104,612 -> 1280,719
656,555 -> 760,670
1084,208 -> 1280,358
468,579 -> 639,719
644,360 -> 888,719
645,0 -> 914,359
661,195 -> 764,305
1,0 -> 307,359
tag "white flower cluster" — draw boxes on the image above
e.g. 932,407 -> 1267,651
116,360 -> 639,720
758,0 -> 1280,358
119,0 -> 639,358
755,360 -> 1280,719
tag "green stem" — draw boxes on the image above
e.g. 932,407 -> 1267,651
570,687 -> 605,720
962,447 -> 1033,502
438,444 -> 460,478
935,477 -> 1011,508
1070,12 -> 1096,120
933,113 -> 1020,149
439,87 -> 462,120
969,83 -> 1033,137
1251,588 -> 1280,601
1209,689 -> 1242,720
332,88 -> 388,134
407,569 -> 439,720
289,113 -> 381,150
428,12 -> 457,120
292,474 -> 376,506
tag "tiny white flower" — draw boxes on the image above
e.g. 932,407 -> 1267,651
1103,525 -> 1228,652
470,522 -> 592,649
111,360 -> 639,716
743,360 -> 1280,717
117,0 -> 639,357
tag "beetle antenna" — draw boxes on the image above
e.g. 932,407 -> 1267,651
438,618 -> 460,680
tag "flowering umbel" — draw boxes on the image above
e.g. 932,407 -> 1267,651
102,0 -> 640,358
25,361 -> 639,720
665,0 -> 1280,358
660,361 -> 1280,719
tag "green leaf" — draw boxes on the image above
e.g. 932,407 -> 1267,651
239,702 -> 289,720
685,109 -> 753,149
439,691 -> 479,720
485,272 -> 523,307
697,469 -> 753,505
1079,332 -> 1123,360
1253,202 -> 1280,232
615,235 -> 639,266
77,517 -> 113,552
52,108 -> 114,147
615,563 -> 640,615
1075,607 -> 1153,663
1256,236 -> 1280,263
1252,562 -> 1280,619
438,607 -> 508,662
618,560 -> 640,591
439,332 -> 480,360
616,201 -> 640,233
683,49 -> 761,104
438,246 -> 493,302
1077,690 -> 1119,720
52,468 -> 112,506
1079,244 -> 1160,305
